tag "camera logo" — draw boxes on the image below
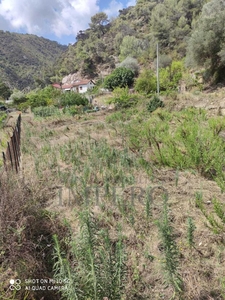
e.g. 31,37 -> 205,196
9,279 -> 21,290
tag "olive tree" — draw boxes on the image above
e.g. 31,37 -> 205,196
186,0 -> 225,81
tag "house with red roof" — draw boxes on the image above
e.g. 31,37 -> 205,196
52,79 -> 95,94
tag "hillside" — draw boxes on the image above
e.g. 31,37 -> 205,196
53,0 -> 209,81
0,30 -> 67,90
1,89 -> 225,299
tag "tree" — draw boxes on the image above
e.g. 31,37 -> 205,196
117,57 -> 139,76
159,61 -> 184,91
89,12 -> 109,36
104,67 -> 135,90
186,0 -> 225,81
0,81 -> 12,99
119,36 -> 145,60
134,70 -> 157,95
10,90 -> 27,105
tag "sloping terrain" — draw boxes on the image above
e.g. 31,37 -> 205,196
0,30 -> 67,90
1,90 -> 224,299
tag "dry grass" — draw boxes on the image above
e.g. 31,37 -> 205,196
1,91 -> 225,299
0,171 -> 66,300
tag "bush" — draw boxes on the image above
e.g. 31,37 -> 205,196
159,61 -> 184,91
117,57 -> 139,76
147,95 -> 164,113
60,92 -> 88,107
18,102 -> 30,112
32,106 -> 61,117
63,105 -> 82,116
10,90 -> 28,105
104,67 -> 135,90
134,70 -> 157,95
0,111 -> 7,128
108,87 -> 139,109
27,86 -> 61,109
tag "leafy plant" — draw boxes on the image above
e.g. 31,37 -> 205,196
157,194 -> 183,293
104,67 -> 135,90
32,106 -> 61,117
187,217 -> 196,248
53,211 -> 127,299
60,91 -> 88,107
108,87 -> 139,109
134,69 -> 157,95
117,57 -> 139,76
147,95 -> 164,113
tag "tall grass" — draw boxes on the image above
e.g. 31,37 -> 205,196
124,108 -> 225,191
53,211 -> 127,300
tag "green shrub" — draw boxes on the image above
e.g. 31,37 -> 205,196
147,95 -> 164,113
10,90 -> 28,105
0,111 -> 7,128
134,69 -> 157,95
159,61 -> 184,91
117,57 -> 139,76
108,87 -> 138,109
104,67 -> 135,90
27,86 -> 61,108
18,102 -> 30,112
124,108 -> 225,191
60,92 -> 88,107
32,106 -> 61,117
63,105 -> 81,116
157,195 -> 183,292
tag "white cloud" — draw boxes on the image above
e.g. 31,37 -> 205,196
103,0 -> 123,18
0,0 -> 99,37
0,0 -> 136,43
127,0 -> 136,6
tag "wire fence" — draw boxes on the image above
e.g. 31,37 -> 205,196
2,114 -> 21,173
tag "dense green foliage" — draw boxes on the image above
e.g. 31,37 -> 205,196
147,95 -> 165,113
186,0 -> 225,82
0,111 -> 7,128
60,91 -> 88,107
0,30 -> 67,89
53,212 -> 126,299
117,57 -> 139,76
54,0 -> 212,83
0,81 -> 12,99
134,70 -> 157,95
108,87 -> 139,109
124,108 -> 225,191
10,90 -> 28,105
104,67 -> 135,90
27,86 -> 61,108
32,106 -> 62,117
159,61 -> 184,91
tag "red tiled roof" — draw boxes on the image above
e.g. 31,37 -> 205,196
52,83 -> 61,88
52,79 -> 95,90
72,79 -> 93,86
62,84 -> 74,89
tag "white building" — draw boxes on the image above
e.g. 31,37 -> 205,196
52,79 -> 95,94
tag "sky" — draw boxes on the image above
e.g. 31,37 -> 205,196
0,0 -> 136,45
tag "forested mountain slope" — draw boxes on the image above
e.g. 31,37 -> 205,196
0,31 -> 67,90
54,0 -> 210,81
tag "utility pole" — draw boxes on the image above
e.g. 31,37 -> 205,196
156,42 -> 160,96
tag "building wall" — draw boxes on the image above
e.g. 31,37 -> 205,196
72,82 -> 95,94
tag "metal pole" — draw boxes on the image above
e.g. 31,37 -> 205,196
157,42 -> 160,96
